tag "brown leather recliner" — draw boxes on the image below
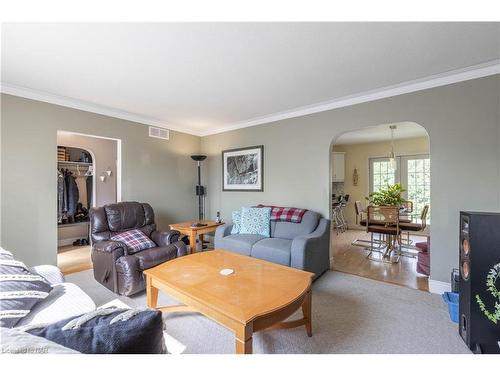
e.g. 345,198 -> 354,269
89,201 -> 187,296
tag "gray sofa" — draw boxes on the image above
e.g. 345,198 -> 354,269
214,210 -> 330,278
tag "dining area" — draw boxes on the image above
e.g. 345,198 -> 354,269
331,182 -> 431,292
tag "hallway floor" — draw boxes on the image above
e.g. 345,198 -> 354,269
57,245 -> 92,275
331,229 -> 429,291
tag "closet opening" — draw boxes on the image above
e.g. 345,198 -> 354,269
56,131 -> 120,275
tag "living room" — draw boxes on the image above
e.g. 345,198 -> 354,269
1,1 -> 499,371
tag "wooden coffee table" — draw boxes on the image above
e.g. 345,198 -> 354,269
144,250 -> 314,354
169,220 -> 224,254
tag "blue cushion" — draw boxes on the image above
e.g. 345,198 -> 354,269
251,238 -> 292,266
216,234 -> 266,256
230,210 -> 241,234
240,207 -> 272,237
273,210 -> 320,240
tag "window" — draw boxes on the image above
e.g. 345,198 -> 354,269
369,154 -> 430,222
369,158 -> 398,193
401,155 -> 431,222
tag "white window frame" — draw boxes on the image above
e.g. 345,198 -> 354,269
368,154 -> 430,224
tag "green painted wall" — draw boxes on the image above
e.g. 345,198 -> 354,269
1,94 -> 201,266
201,75 -> 500,283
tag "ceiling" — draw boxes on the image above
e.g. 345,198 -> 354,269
2,23 -> 499,136
333,122 -> 428,145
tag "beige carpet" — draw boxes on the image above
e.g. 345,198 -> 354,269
66,269 -> 470,354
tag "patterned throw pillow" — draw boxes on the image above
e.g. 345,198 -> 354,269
0,248 -> 53,328
111,229 -> 156,254
239,207 -> 272,237
230,210 -> 242,234
23,307 -> 165,354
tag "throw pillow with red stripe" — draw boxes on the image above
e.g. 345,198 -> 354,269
256,205 -> 307,223
111,229 -> 156,254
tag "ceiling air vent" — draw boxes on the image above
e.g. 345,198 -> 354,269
149,126 -> 169,140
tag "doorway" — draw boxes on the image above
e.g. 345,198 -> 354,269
330,122 -> 431,291
56,131 -> 121,275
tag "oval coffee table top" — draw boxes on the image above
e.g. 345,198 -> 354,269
144,249 -> 314,324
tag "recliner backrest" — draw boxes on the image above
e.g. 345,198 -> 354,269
90,202 -> 156,243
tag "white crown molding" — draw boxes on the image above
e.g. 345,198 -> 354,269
2,60 -> 499,138
0,83 -> 201,136
429,279 -> 451,295
199,60 -> 500,136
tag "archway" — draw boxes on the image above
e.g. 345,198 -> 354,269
329,122 -> 431,291
56,130 -> 121,275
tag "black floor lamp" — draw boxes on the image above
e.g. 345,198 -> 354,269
190,155 -> 207,226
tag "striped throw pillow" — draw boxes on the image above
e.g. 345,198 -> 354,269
0,248 -> 53,328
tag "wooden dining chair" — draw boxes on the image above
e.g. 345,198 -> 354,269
366,205 -> 401,262
398,205 -> 429,256
354,200 -> 365,225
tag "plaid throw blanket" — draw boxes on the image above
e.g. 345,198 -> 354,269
256,205 -> 307,223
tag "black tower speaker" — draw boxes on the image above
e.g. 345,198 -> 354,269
459,211 -> 500,354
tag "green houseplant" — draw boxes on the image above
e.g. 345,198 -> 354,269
366,183 -> 406,206
475,263 -> 500,324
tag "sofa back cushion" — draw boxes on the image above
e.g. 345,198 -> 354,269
272,210 -> 320,240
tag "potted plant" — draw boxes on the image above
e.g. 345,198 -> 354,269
366,183 -> 406,206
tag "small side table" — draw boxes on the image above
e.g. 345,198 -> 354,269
169,220 -> 224,254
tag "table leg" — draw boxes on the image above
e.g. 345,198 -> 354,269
302,289 -> 312,337
235,323 -> 253,354
189,232 -> 197,254
146,276 -> 159,309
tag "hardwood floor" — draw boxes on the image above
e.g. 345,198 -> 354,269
57,245 -> 92,275
331,229 -> 429,291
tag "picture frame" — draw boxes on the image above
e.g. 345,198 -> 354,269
222,145 -> 264,191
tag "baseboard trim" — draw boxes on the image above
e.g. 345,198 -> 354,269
429,279 -> 451,294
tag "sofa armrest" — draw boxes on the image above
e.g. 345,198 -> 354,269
30,265 -> 65,285
151,230 -> 181,247
215,224 -> 233,242
93,240 -> 126,257
290,218 -> 331,276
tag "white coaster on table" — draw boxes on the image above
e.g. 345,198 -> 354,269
219,268 -> 234,276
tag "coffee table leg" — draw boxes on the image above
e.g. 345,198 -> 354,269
146,276 -> 159,309
302,289 -> 312,337
235,323 -> 253,354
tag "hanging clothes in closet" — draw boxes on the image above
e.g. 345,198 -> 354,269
65,170 -> 79,217
57,162 -> 93,224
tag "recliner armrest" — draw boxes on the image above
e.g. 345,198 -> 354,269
151,230 -> 180,247
170,240 -> 188,257
93,240 -> 126,257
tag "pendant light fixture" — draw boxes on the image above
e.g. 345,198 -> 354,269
389,125 -> 397,170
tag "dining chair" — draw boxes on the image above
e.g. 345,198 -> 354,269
354,200 -> 365,225
351,201 -> 385,250
366,205 -> 401,263
398,205 -> 429,257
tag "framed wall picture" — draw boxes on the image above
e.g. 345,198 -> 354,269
222,145 -> 264,191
